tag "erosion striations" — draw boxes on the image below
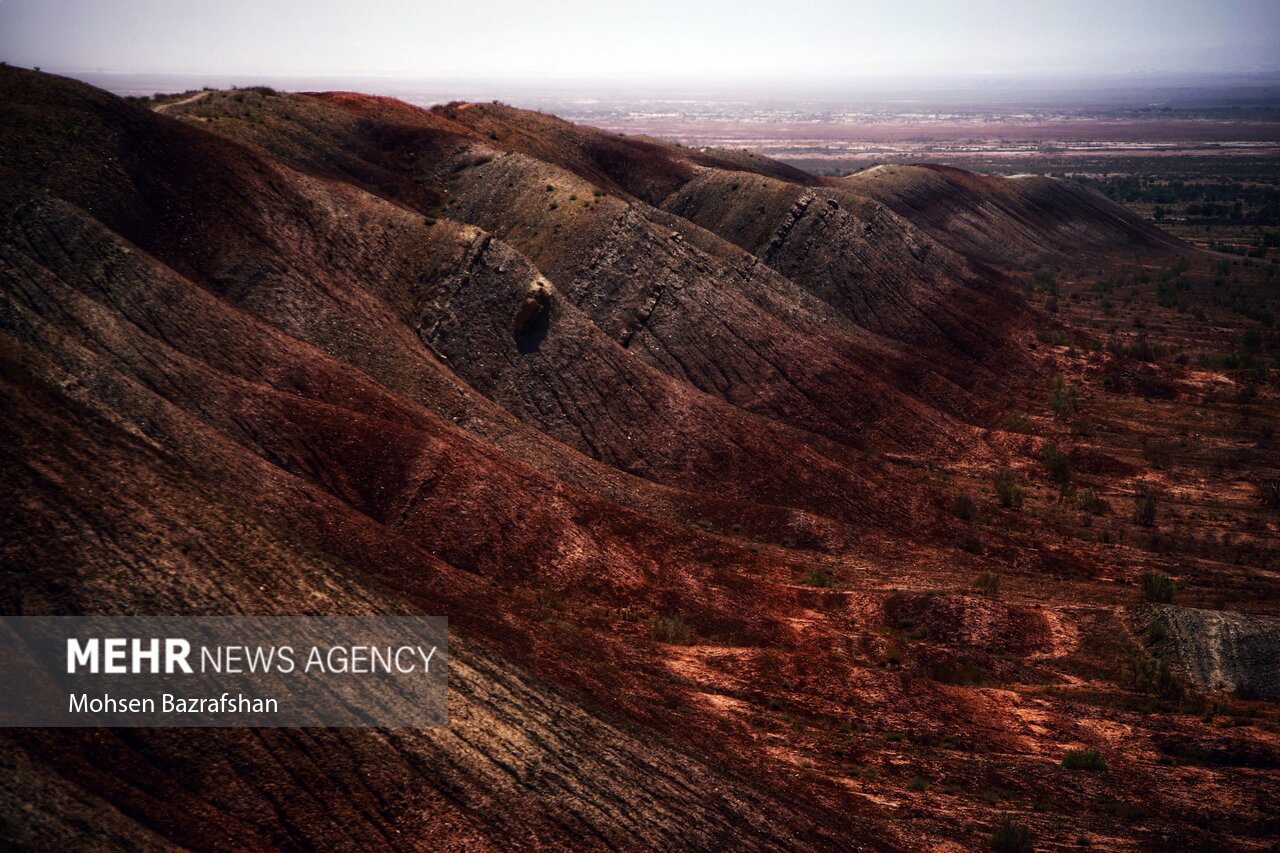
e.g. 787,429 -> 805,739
2,67 -> 1277,851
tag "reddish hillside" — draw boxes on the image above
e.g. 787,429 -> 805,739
2,68 -> 1277,851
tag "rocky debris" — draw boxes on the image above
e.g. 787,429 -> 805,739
1156,605 -> 1280,700
513,276 -> 552,336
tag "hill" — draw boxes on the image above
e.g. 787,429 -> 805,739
2,67 -> 1278,851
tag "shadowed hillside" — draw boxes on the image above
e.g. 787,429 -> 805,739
838,163 -> 1185,266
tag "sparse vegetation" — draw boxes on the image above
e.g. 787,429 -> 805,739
1139,571 -> 1176,603
993,468 -> 1024,510
1039,442 -> 1072,492
973,572 -> 1000,598
646,614 -> 693,645
803,568 -> 835,588
1002,412 -> 1033,434
1124,653 -> 1182,699
1031,267 -> 1058,294
1132,485 -> 1159,527
1078,488 -> 1109,515
950,493 -> 978,520
1048,373 -> 1078,419
990,818 -> 1035,853
1061,747 -> 1107,771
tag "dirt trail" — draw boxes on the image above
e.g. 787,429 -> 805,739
153,91 -> 207,113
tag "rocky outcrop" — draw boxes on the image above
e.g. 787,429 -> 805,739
1156,605 -> 1280,700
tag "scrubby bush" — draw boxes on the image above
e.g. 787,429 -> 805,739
1002,412 -> 1034,434
1032,267 -> 1058,294
950,493 -> 978,521
803,568 -> 835,588
973,572 -> 1000,598
1048,374 -> 1078,419
960,531 -> 986,554
991,818 -> 1035,853
1132,485 -> 1159,527
646,614 -> 692,644
993,468 -> 1024,510
1079,488 -> 1109,515
1061,747 -> 1107,771
1125,654 -> 1182,698
1037,329 -> 1068,346
1140,571 -> 1176,603
1039,442 -> 1072,491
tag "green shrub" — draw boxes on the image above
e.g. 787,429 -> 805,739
1125,654 -> 1182,698
803,568 -> 835,588
907,775 -> 929,791
1061,747 -> 1107,771
1140,571 -> 1176,603
993,468 -> 1024,510
991,818 -> 1035,853
1002,412 -> 1034,434
973,572 -> 1000,598
1048,374 -> 1078,419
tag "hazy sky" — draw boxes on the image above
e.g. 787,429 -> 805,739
1,0 -> 1277,82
